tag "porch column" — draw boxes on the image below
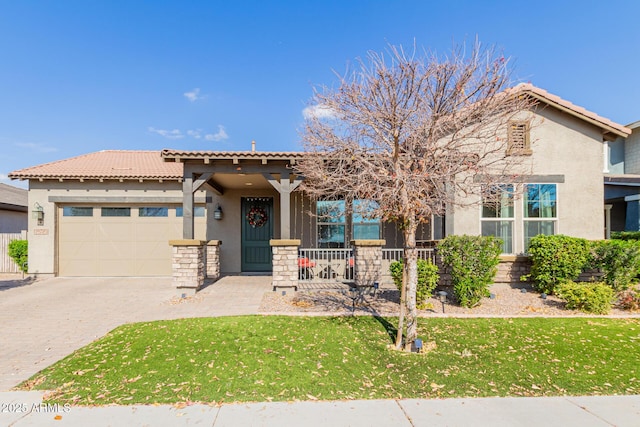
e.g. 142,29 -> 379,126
206,240 -> 222,281
351,239 -> 386,287
264,173 -> 302,239
270,239 -> 301,290
624,195 -> 640,231
169,239 -> 206,296
182,174 -> 195,239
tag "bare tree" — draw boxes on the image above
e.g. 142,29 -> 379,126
296,42 -> 535,351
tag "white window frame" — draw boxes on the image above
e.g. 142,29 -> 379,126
522,183 -> 558,250
480,184 -> 515,254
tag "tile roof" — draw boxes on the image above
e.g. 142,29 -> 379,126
512,83 -> 631,137
161,149 -> 305,162
8,150 -> 183,181
0,183 -> 27,209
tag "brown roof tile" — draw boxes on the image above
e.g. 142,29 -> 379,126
512,83 -> 631,137
8,150 -> 183,181
161,149 -> 305,162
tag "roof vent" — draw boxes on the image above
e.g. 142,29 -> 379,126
251,140 -> 256,152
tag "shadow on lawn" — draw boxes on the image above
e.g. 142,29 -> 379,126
373,316 -> 398,344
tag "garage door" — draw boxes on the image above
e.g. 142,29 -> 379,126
58,205 -> 205,276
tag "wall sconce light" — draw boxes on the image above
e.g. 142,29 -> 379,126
32,203 -> 44,226
213,205 -> 223,220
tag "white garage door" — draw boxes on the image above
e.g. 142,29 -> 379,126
58,205 -> 205,276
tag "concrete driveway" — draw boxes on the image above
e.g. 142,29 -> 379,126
0,275 -> 271,391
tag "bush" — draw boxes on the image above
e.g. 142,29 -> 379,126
611,231 -> 640,241
524,235 -> 590,295
389,258 -> 439,309
555,281 -> 614,314
617,289 -> 640,311
590,240 -> 640,292
8,239 -> 28,273
437,235 -> 501,308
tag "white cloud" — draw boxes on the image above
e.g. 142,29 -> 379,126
150,125 -> 229,142
14,142 -> 58,153
184,88 -> 205,102
204,125 -> 228,142
187,129 -> 202,139
302,104 -> 337,120
148,127 -> 185,139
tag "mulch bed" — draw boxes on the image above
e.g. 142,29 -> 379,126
259,283 -> 638,317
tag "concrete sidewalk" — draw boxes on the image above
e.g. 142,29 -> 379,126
1,391 -> 639,426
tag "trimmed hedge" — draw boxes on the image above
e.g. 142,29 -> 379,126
524,235 -> 590,295
556,281 -> 614,315
611,231 -> 640,241
389,259 -> 439,309
437,235 -> 501,308
590,239 -> 640,292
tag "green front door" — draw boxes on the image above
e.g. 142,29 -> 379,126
241,197 -> 273,272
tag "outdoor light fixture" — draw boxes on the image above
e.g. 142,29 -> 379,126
437,290 -> 448,313
32,203 -> 44,226
214,205 -> 223,220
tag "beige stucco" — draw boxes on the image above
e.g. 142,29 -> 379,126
451,106 -> 606,253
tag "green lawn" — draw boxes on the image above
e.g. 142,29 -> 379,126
20,316 -> 640,405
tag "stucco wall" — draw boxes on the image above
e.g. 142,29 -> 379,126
451,107 -> 605,253
0,209 -> 27,233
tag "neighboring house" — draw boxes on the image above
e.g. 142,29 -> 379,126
604,121 -> 640,234
0,183 -> 27,233
9,85 -> 630,278
0,183 -> 27,273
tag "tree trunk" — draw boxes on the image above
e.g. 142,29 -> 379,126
395,261 -> 407,349
403,218 -> 419,351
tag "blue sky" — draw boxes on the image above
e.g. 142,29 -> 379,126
2,1 -> 639,187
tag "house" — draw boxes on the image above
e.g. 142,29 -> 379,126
0,183 -> 27,233
604,121 -> 640,234
0,183 -> 28,273
8,84 -> 630,289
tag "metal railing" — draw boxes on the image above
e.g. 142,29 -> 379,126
297,248 -> 353,285
297,247 -> 436,287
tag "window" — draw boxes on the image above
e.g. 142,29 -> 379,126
507,121 -> 531,155
62,207 -> 93,217
481,184 -> 514,253
101,207 -> 131,217
316,200 -> 346,248
176,206 -> 205,217
523,184 -> 557,249
139,207 -> 168,217
352,199 -> 381,240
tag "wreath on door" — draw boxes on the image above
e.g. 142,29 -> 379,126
246,206 -> 268,228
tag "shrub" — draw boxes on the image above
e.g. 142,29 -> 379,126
524,235 -> 590,295
611,231 -> 640,241
617,289 -> 640,311
7,239 -> 28,273
590,240 -> 640,292
389,258 -> 439,309
555,281 -> 614,314
437,235 -> 501,308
